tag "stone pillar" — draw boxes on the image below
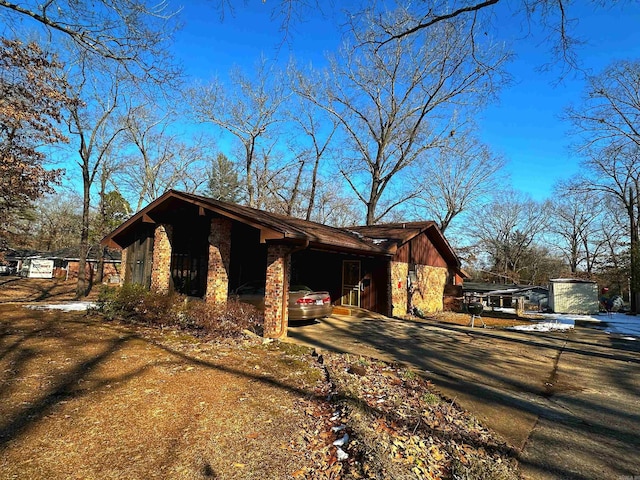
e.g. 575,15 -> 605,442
410,265 -> 447,314
391,261 -> 409,317
205,217 -> 232,304
150,224 -> 173,294
263,244 -> 291,338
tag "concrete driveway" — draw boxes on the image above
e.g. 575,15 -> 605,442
287,313 -> 640,480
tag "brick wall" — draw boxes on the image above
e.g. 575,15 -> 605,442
150,224 -> 172,294
263,244 -> 291,338
65,261 -> 120,283
391,261 -> 409,317
205,217 -> 232,304
120,248 -> 128,284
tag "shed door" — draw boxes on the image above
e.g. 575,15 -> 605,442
341,260 -> 361,307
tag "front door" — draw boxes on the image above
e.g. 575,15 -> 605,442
342,260 -> 361,307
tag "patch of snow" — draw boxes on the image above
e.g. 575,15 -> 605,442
333,433 -> 349,447
509,322 -> 574,332
491,307 -> 517,314
26,302 -> 96,312
336,447 -> 349,461
346,230 -> 365,240
523,311 -> 640,339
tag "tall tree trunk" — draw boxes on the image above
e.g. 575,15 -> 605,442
287,160 -> 304,216
75,170 -> 91,298
628,187 -> 639,313
306,154 -> 320,221
245,139 -> 256,207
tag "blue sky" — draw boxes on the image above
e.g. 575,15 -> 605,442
171,1 -> 640,203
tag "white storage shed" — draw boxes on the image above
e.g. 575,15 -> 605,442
548,278 -> 599,314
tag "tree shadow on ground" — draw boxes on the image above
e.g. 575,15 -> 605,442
288,315 -> 640,479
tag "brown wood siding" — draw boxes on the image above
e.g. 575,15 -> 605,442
360,259 -> 389,315
124,225 -> 155,288
394,233 -> 448,268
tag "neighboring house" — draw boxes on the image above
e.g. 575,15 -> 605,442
2,248 -> 122,283
548,278 -> 599,314
101,190 -> 466,338
47,248 -> 122,283
462,282 -> 549,311
1,249 -> 42,276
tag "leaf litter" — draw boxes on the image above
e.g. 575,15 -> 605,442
0,304 -> 521,479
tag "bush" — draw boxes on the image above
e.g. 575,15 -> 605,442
95,285 -> 263,338
138,290 -> 190,328
96,283 -> 148,321
186,298 -> 264,338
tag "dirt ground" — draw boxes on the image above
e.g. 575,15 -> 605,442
0,277 -> 101,304
0,278 -> 521,479
0,304 -> 335,479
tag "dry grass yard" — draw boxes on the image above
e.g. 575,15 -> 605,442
0,278 -> 520,479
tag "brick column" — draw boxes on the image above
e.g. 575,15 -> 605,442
263,244 -> 291,338
150,224 -> 173,294
205,217 -> 232,304
119,247 -> 128,284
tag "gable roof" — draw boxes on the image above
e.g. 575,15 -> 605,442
102,190 -> 461,267
103,190 -> 390,256
348,221 -> 461,267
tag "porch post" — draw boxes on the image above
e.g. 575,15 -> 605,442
205,217 -> 232,304
150,224 -> 173,294
119,247 -> 128,284
263,244 -> 291,338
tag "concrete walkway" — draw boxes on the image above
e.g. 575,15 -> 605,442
287,313 -> 640,479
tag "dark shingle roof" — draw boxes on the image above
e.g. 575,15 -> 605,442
346,222 -> 436,251
103,190 -> 459,265
172,191 -> 390,255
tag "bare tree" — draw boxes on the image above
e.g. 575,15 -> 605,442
0,0 -> 180,78
566,60 -> 640,312
117,104 -> 210,210
470,189 -> 551,283
550,184 -> 606,274
30,193 -> 82,251
66,61 -> 125,297
188,58 -> 290,207
295,8 -> 509,225
409,133 -> 505,233
286,90 -> 339,220
596,195 -> 630,296
237,0 -> 608,76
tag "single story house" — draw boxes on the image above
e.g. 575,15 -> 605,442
46,247 -> 122,283
548,278 -> 599,314
101,190 -> 466,338
3,248 -> 121,282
